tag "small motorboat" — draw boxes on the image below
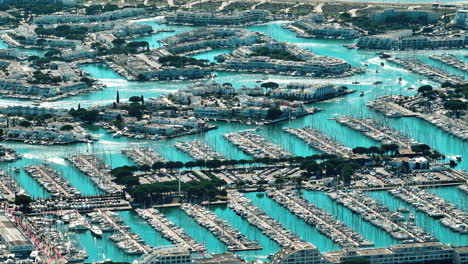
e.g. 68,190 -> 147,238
90,225 -> 103,237
360,92 -> 365,97
14,167 -> 20,173
374,81 -> 383,85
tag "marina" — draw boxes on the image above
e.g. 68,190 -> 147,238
266,188 -> 373,248
389,188 -> 468,233
328,190 -> 438,243
224,131 -> 293,159
0,2 -> 465,262
429,54 -> 468,73
180,203 -> 262,251
175,140 -> 225,161
122,147 -> 166,166
65,154 -> 121,193
387,57 -> 466,85
335,116 -> 418,148
135,208 -> 204,252
0,170 -> 26,201
283,127 -> 352,157
97,210 -> 150,255
228,191 -> 307,247
24,164 -> 80,198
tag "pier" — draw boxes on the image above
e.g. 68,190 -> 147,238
180,203 -> 262,251
328,190 -> 437,243
99,209 -> 150,255
0,170 -> 25,202
224,131 -> 293,159
389,188 -> 468,233
387,57 -> 466,85
430,54 -> 468,73
266,189 -> 372,248
228,191 -> 307,247
135,208 -> 203,252
24,165 -> 79,198
66,154 -> 121,193
122,147 -> 166,166
175,140 -> 225,161
283,127 -> 352,157
335,116 -> 417,148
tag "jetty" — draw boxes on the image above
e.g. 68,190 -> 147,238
335,116 -> 417,148
389,188 -> 468,233
0,170 -> 26,202
29,192 -> 130,213
25,165 -> 80,198
367,96 -> 418,118
99,209 -> 150,255
180,203 -> 262,251
328,190 -> 437,243
266,189 -> 373,248
224,131 -> 293,159
66,154 -> 121,193
122,147 -> 166,166
430,54 -> 468,73
228,191 -> 306,247
283,127 -> 352,157
175,140 -> 225,161
387,57 -> 465,85
135,208 -> 204,252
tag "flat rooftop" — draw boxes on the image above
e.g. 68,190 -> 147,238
0,214 -> 32,248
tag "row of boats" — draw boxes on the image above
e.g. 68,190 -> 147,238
429,54 -> 468,73
387,57 -> 465,85
284,127 -> 352,157
122,147 -> 166,167
135,208 -> 205,253
335,116 -> 418,148
224,131 -> 293,159
266,189 -> 373,248
66,154 -> 120,194
389,188 -> 468,234
228,191 -> 306,247
24,165 -> 81,198
181,203 -> 262,251
175,140 -> 225,161
328,190 -> 438,243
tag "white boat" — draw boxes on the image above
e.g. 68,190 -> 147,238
113,132 -> 122,138
14,167 -> 20,173
69,221 -> 89,231
90,225 -> 103,237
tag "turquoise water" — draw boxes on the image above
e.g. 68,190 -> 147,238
301,190 -> 398,248
244,192 -> 340,252
210,205 -> 280,260
368,190 -> 468,246
429,186 -> 467,211
0,19 -> 466,261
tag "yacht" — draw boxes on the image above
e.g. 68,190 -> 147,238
69,221 -> 89,231
113,132 -> 122,138
90,225 -> 103,237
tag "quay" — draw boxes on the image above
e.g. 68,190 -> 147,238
266,189 -> 372,248
0,170 -> 26,202
66,154 -> 121,193
135,208 -> 203,252
180,203 -> 262,252
98,209 -> 150,255
367,96 -> 418,118
24,165 -> 80,198
387,57 -> 466,85
430,54 -> 468,73
122,147 -> 166,166
459,184 -> 468,194
389,188 -> 468,233
328,190 -> 436,243
28,192 -> 130,214
335,116 -> 418,148
228,191 -> 307,247
224,131 -> 293,159
175,140 -> 225,161
283,127 -> 352,157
